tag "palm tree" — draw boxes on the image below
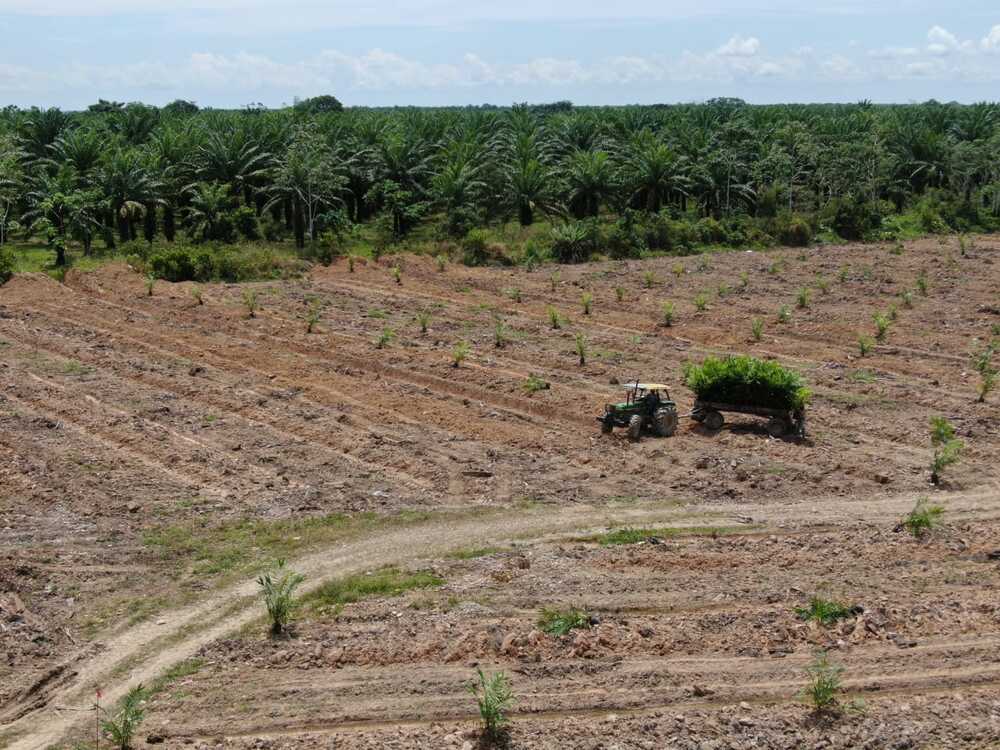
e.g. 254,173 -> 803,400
564,150 -> 614,218
193,128 -> 272,206
98,149 -> 161,242
183,182 -> 233,242
506,157 -> 560,226
623,136 -> 689,213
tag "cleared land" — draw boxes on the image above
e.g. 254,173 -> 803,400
2,235 -> 1000,748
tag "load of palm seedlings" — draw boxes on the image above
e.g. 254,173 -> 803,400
683,355 -> 811,411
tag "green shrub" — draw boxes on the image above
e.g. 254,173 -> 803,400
539,606 -> 591,636
233,206 -> 260,240
550,220 -> 599,263
779,214 -> 812,246
0,246 -> 15,285
683,355 -> 810,411
461,228 -> 492,266
470,669 -> 514,741
257,559 -> 304,636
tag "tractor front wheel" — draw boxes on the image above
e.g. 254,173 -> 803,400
601,416 -> 614,434
767,417 -> 789,438
654,408 -> 678,437
627,414 -> 643,442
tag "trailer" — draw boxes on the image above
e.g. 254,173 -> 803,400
690,399 -> 806,438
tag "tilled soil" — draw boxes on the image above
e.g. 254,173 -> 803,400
2,235 -> 1000,748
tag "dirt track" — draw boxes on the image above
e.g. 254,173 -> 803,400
2,236 -> 1000,748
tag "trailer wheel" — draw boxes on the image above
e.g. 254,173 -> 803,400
703,410 -> 724,431
654,408 -> 678,437
767,417 -> 789,438
627,414 -> 643,442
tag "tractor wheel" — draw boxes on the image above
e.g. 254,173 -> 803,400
653,408 -> 678,437
627,414 -> 643,442
600,416 -> 614,435
703,410 -> 724,431
767,417 -> 789,438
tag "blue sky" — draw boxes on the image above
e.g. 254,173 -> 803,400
1,1 -> 999,108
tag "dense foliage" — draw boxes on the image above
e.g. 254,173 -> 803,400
683,355 -> 811,411
2,97 -> 999,275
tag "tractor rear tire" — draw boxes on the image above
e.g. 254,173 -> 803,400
703,410 -> 724,431
654,408 -> 678,437
627,414 -> 643,442
767,417 -> 789,438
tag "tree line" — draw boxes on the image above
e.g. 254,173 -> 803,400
1,96 -> 999,267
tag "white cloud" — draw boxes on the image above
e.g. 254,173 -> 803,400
716,35 -> 760,57
869,46 -> 918,59
982,25 -> 1000,52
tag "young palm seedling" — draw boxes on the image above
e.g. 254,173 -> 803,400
815,275 -> 830,295
694,292 -> 708,312
375,327 -> 395,349
672,263 -> 685,278
900,289 -> 914,308
100,684 -> 148,750
506,287 -> 522,303
857,335 -> 874,357
838,266 -> 850,283
873,312 -> 890,342
795,596 -> 856,626
493,318 -> 509,348
305,300 -> 322,333
916,271 -> 929,296
547,305 -> 562,330
416,310 -> 431,334
242,289 -> 258,318
739,271 -> 749,290
643,270 -> 656,288
391,266 -> 402,285
614,286 -> 625,303
574,333 -> 587,366
777,304 -> 791,324
470,668 -> 514,743
522,374 -> 550,394
661,301 -> 675,327
539,606 -> 591,636
436,254 -> 447,272
929,416 -> 963,485
717,283 -> 730,299
581,291 -> 593,315
549,271 -> 560,292
902,497 -> 944,538
796,287 -> 811,309
971,340 -> 997,403
145,274 -> 155,297
191,285 -> 204,306
258,559 -> 305,636
751,317 -> 764,342
801,652 -> 843,714
452,340 -> 470,367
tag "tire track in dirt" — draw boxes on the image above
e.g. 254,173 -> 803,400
4,488 -> 999,750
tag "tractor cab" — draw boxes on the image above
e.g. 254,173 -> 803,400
599,382 -> 678,441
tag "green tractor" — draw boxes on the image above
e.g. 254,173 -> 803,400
598,382 -> 679,441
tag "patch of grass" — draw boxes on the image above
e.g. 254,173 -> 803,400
795,596 -> 856,626
585,525 -> 747,546
538,606 -> 591,636
148,658 -> 204,698
446,546 -> 502,560
306,566 -> 443,615
849,369 -> 876,384
903,497 -> 944,538
367,307 -> 388,319
61,359 -> 93,376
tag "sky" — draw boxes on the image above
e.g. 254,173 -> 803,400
1,1 -> 999,108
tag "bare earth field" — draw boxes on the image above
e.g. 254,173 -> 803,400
2,236 -> 1000,748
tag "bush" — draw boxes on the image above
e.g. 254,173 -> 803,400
683,355 -> 810,411
461,228 -> 491,266
550,220 -> 600,263
778,213 -> 812,246
0,245 -> 14,284
233,206 -> 260,240
826,196 -> 886,241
